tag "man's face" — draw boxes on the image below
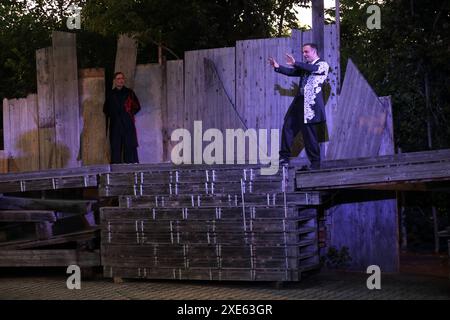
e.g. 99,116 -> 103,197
115,74 -> 125,88
302,45 -> 317,63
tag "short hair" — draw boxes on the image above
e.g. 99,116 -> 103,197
303,43 -> 319,52
114,72 -> 125,79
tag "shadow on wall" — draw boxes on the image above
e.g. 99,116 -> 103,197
7,131 -> 71,172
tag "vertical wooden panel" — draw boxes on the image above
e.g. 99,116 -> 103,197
312,0 -> 325,58
323,24 -> 340,144
330,199 -> 399,272
184,48 -> 236,162
115,34 -> 138,89
36,47 -> 56,170
326,59 -> 387,160
163,60 -> 184,161
5,95 -> 39,172
236,37 -> 295,162
184,48 -> 236,131
0,151 -> 7,173
134,64 -> 164,164
3,98 -> 11,160
79,68 -> 109,165
325,60 -> 398,272
52,31 -> 80,169
378,96 -> 395,156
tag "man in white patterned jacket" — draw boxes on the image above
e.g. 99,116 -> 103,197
269,43 -> 329,170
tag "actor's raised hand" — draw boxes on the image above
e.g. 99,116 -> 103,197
268,57 -> 279,68
286,54 -> 295,66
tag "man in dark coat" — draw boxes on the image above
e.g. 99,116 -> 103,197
269,43 -> 329,170
103,72 -> 141,164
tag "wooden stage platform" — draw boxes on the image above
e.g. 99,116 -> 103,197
0,149 -> 449,281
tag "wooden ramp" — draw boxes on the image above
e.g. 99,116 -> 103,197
296,149 -> 450,191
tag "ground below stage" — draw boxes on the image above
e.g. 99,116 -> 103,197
0,253 -> 448,300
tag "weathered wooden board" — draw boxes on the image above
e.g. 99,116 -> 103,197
378,96 -> 395,156
0,228 -> 99,250
0,211 -> 56,222
52,31 -> 80,169
114,34 -> 138,89
79,68 -> 109,165
326,59 -> 387,160
296,155 -> 450,190
0,196 -> 95,214
183,47 -> 239,163
318,59 -> 398,272
119,192 -> 322,208
0,250 -> 100,267
36,47 -> 57,170
2,95 -> 39,172
134,64 -> 164,164
163,60 -> 184,161
0,151 -> 7,174
329,199 -> 398,272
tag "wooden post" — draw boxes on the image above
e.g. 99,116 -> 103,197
36,47 -> 57,170
312,0 -> 325,57
52,31 -> 80,169
114,34 -> 138,89
79,68 -> 109,165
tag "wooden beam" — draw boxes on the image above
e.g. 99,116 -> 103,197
52,31 -> 80,169
114,34 -> 138,89
312,0 -> 325,57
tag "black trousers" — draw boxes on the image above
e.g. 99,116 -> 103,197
110,134 -> 139,164
279,97 -> 321,167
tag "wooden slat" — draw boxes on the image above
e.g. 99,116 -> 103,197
3,95 -> 40,172
52,31 -> 80,169
326,59 -> 387,160
114,34 -> 137,89
0,151 -> 7,174
0,250 -> 100,267
119,192 -> 322,208
0,196 -> 95,214
134,64 -> 164,163
36,47 -> 57,170
0,210 -> 56,222
184,47 -> 238,163
297,160 -> 450,190
79,68 -> 109,165
236,37 -> 296,161
163,60 -> 184,161
0,228 -> 99,249
378,96 -> 395,156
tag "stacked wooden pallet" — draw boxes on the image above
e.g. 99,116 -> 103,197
0,196 -> 100,268
100,164 -> 321,281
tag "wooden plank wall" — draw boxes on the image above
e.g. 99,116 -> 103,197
52,31 -> 80,169
79,68 -> 109,165
184,48 -> 237,162
114,34 -> 138,89
134,64 -> 164,163
2,95 -> 39,172
325,61 -> 398,272
235,37 -> 295,162
162,60 -> 184,161
36,47 -> 56,170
